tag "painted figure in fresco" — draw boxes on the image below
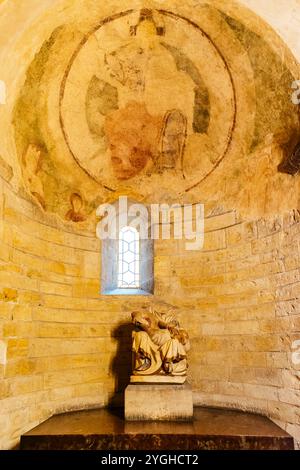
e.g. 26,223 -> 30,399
157,109 -> 187,173
22,144 -> 45,209
105,102 -> 187,180
65,192 -> 86,223
104,9 -> 165,94
131,306 -> 190,378
104,101 -> 161,180
103,9 -> 191,181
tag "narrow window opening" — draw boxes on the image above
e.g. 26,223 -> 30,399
118,226 -> 140,289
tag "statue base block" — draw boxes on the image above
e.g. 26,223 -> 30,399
130,374 -> 186,384
125,383 -> 193,421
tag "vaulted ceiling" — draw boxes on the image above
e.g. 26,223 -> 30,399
0,0 -> 299,223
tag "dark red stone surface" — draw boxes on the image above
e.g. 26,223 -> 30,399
20,407 -> 294,450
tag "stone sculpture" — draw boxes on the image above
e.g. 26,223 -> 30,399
130,306 -> 190,383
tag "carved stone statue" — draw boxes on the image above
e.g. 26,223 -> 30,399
130,306 -> 190,384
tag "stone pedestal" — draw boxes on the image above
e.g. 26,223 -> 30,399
130,374 -> 186,384
125,383 -> 193,421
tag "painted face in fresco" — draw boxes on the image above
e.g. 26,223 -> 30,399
109,133 -> 151,180
105,101 -> 161,180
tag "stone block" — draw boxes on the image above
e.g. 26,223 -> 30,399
40,281 -> 72,296
4,359 -> 36,378
72,279 -> 100,298
130,374 -> 186,384
6,339 -> 29,358
202,230 -> 226,251
205,211 -> 236,231
0,287 -> 18,302
0,340 -> 7,365
226,221 -> 257,246
125,383 -> 193,421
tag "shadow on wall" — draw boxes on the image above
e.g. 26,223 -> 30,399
108,322 -> 133,413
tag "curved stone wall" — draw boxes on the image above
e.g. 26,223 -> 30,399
1,176 -> 299,447
0,0 -> 299,449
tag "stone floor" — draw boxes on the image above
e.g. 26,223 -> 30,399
20,407 -> 294,450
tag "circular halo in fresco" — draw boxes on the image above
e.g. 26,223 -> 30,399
60,9 -> 236,193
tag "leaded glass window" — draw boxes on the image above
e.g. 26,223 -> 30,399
118,226 -> 140,288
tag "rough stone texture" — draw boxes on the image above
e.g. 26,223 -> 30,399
125,383 -> 193,421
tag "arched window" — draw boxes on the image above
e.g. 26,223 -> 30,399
118,226 -> 140,288
100,199 -> 153,296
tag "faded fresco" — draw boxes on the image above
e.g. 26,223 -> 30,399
12,3 -> 300,221
59,8 -> 232,192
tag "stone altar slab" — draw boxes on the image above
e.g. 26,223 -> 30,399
20,407 -> 294,450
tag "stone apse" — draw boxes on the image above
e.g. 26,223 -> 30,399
0,0 -> 299,449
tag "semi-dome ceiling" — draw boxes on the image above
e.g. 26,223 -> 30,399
0,0 -> 299,223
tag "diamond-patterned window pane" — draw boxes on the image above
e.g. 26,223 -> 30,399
118,226 -> 140,288
123,250 -> 135,263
